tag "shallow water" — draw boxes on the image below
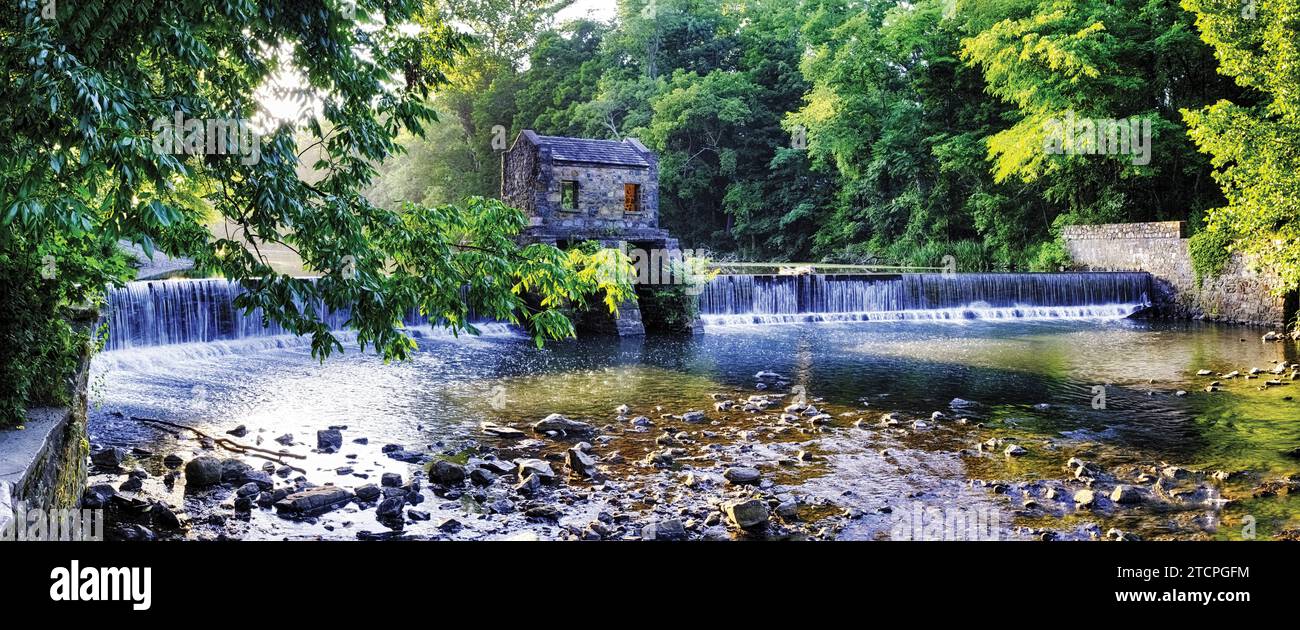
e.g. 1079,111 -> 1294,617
88,318 -> 1300,540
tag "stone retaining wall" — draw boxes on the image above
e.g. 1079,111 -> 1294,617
0,320 -> 94,535
1063,221 -> 1292,327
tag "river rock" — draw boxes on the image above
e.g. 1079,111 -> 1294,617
437,517 -> 463,532
532,413 -> 594,435
237,470 -> 273,491
1073,489 -> 1096,509
514,474 -> 542,497
481,422 -> 526,438
149,503 -> 183,531
219,459 -> 252,483
1111,484 -> 1142,504
525,505 -> 561,520
381,472 -> 403,487
316,429 -> 343,450
681,410 -> 706,423
642,518 -> 687,541
81,484 -> 118,509
274,486 -> 353,515
226,425 -> 247,437
91,447 -> 126,469
355,484 -> 381,501
1003,444 -> 1027,457
723,466 -> 762,485
515,458 -> 556,481
723,499 -> 769,529
162,454 -> 184,469
184,456 -> 223,488
469,468 -> 498,486
376,495 -> 406,520
566,447 -> 598,479
430,461 -> 465,486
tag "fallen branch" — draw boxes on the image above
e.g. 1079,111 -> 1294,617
126,415 -> 308,473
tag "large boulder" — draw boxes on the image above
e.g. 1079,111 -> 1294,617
183,456 -> 223,489
532,413 -> 594,435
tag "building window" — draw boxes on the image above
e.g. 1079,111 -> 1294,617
624,183 -> 640,213
561,181 -> 579,210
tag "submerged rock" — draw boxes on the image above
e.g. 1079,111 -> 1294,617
480,422 -> 526,438
532,413 -> 594,435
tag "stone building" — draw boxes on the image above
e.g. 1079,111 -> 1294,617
501,130 -> 678,251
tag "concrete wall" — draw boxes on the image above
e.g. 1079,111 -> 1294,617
1062,221 -> 1292,327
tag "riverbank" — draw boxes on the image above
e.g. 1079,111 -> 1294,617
82,319 -> 1300,541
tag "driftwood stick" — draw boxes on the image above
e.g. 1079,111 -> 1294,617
126,416 -> 308,473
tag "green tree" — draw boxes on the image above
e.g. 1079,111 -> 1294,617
1181,0 -> 1300,300
1,0 -> 630,424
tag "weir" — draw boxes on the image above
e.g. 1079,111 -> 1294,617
698,272 -> 1153,325
100,279 -> 497,351
102,272 -> 1154,350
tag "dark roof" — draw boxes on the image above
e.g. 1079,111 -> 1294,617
532,133 -> 651,167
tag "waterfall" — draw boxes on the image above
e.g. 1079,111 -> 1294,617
101,278 -> 506,351
698,273 -> 1153,326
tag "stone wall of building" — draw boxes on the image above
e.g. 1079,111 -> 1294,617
1063,221 -> 1292,327
501,136 -> 539,216
543,162 -> 659,232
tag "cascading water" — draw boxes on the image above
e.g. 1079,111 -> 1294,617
698,272 -> 1153,326
101,278 -> 510,352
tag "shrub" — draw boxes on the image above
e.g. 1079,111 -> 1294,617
1189,228 -> 1232,286
0,230 -> 131,427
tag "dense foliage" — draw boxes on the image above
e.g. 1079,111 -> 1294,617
372,0 -> 1249,271
1180,0 -> 1300,295
0,0 -> 631,425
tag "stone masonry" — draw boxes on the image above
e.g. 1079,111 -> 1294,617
501,130 -> 678,251
502,131 -> 691,336
1062,221 -> 1292,327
